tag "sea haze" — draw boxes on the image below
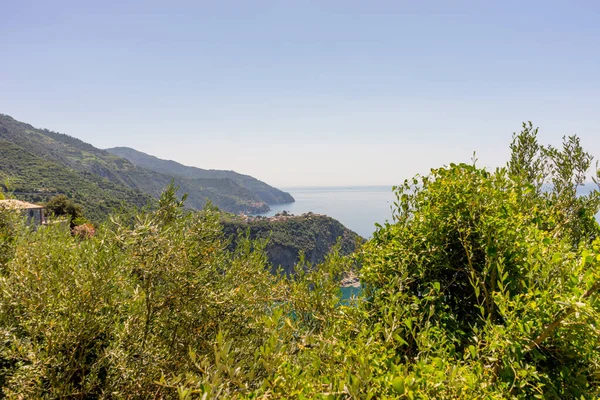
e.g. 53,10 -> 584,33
257,184 -> 600,239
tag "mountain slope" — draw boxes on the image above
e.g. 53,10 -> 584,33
0,138 -> 150,222
221,212 -> 364,275
0,114 -> 290,217
106,146 -> 295,205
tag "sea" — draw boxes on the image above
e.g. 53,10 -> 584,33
259,186 -> 396,238
258,184 -> 600,301
259,185 -> 600,239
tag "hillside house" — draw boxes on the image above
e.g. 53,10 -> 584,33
0,199 -> 46,225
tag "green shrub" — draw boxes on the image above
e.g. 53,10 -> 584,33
359,125 -> 600,398
1,124 -> 599,399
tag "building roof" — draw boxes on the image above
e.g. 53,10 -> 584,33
0,199 -> 44,210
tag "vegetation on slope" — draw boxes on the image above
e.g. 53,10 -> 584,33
106,146 -> 295,205
221,212 -> 363,274
0,114 -> 285,215
1,123 -> 600,398
0,138 -> 149,222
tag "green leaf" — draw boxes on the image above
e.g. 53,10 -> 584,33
392,376 -> 405,394
468,345 -> 477,359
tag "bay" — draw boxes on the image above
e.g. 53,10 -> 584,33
260,184 -> 600,300
258,186 -> 397,238
259,184 -> 600,239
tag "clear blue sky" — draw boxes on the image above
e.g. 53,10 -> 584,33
1,1 -> 599,186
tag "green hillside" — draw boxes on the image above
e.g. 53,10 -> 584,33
221,212 -> 363,274
105,146 -> 295,205
0,138 -> 150,222
0,114 -> 290,217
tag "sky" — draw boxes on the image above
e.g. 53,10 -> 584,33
1,0 -> 600,187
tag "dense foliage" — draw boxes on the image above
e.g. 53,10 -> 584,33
1,124 -> 600,399
221,213 -> 363,274
45,194 -> 86,227
0,138 -> 150,222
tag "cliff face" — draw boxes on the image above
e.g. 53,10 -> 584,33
221,213 -> 364,275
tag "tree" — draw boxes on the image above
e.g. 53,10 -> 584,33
45,195 -> 84,227
360,123 -> 600,398
508,123 -> 599,245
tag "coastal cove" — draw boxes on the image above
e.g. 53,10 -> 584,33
256,186 -> 396,238
257,184 -> 600,239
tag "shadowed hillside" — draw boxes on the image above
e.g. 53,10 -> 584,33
221,212 -> 363,275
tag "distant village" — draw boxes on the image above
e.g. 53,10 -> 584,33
236,210 -> 324,223
0,198 -> 327,228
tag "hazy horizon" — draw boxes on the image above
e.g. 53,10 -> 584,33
2,1 -> 600,186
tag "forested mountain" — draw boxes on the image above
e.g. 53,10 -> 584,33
106,146 -> 294,205
0,114 -> 293,219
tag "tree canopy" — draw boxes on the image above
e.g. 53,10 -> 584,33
1,123 -> 599,398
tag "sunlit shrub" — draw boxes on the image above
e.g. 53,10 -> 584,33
1,124 -> 599,399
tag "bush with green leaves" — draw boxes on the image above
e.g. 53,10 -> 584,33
359,124 -> 600,398
45,194 -> 86,228
0,185 -> 279,398
1,123 -> 599,399
0,209 -> 20,273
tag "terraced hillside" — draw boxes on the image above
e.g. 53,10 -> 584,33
0,114 -> 293,219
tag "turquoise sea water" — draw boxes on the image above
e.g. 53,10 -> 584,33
259,185 -> 600,239
340,286 -> 363,302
